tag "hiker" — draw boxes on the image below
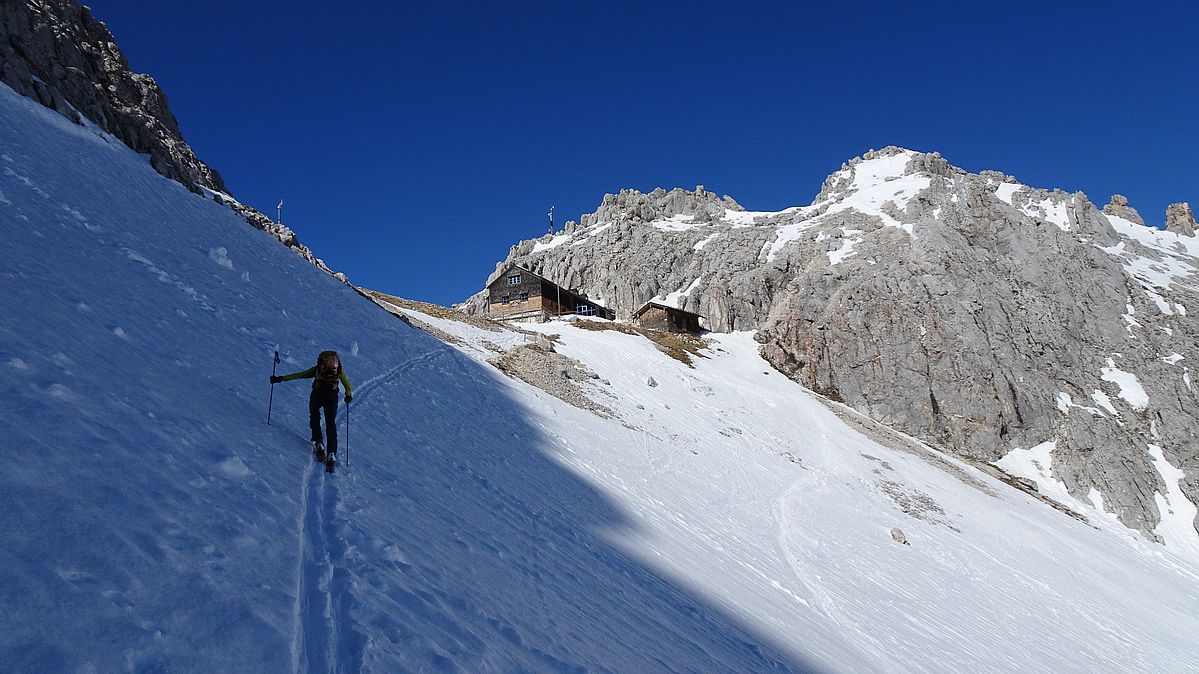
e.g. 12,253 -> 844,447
270,350 -> 352,461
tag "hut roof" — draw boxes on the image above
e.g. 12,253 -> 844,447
632,301 -> 705,320
487,263 -> 548,288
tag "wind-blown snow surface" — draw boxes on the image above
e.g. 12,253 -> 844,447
2,82 -> 1199,672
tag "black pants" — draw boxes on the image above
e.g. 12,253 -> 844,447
309,387 -> 339,454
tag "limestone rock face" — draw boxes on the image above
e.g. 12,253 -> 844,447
578,187 -> 743,230
1103,194 -> 1145,226
0,0 -> 334,273
1166,202 -> 1196,237
474,146 -> 1199,541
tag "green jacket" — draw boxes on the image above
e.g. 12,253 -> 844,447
279,366 -> 353,395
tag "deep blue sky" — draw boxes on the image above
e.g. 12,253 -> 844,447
84,1 -> 1198,305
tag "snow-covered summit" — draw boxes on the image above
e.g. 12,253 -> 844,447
517,144 -> 1192,261
507,147 -> 964,265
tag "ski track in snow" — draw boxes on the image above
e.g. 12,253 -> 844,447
772,481 -> 831,620
290,347 -> 445,674
345,347 -> 448,412
293,460 -> 331,672
293,459 -> 365,674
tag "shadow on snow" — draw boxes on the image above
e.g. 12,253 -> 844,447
323,325 -> 821,672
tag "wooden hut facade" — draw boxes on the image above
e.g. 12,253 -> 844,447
486,265 -> 614,323
631,301 -> 705,334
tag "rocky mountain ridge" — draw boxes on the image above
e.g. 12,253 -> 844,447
0,0 -> 334,271
470,146 -> 1198,542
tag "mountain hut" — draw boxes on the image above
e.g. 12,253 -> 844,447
631,301 -> 705,334
485,265 -> 614,323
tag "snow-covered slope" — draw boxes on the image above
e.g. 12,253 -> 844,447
3,80 -> 1199,672
0,83 -> 767,671
386,305 -> 1199,672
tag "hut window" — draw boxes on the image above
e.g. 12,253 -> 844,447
501,294 -> 510,304
519,291 -> 529,301
507,274 -> 522,286
577,303 -> 594,316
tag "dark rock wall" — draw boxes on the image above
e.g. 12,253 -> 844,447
0,0 -> 224,193
0,0 -> 337,274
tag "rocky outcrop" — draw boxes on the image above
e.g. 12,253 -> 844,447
229,198 -> 336,273
574,186 -> 743,230
1166,202 -> 1196,237
0,0 -> 223,193
0,0 -> 335,274
474,146 -> 1199,542
493,342 -> 615,418
1103,194 -> 1145,226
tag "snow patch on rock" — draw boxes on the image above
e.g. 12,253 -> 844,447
1101,358 -> 1149,410
1147,445 -> 1199,560
532,233 -> 571,253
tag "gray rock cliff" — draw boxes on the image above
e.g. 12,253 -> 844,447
0,0 -> 333,272
473,146 -> 1199,542
1103,194 -> 1145,226
1166,202 -> 1196,237
0,0 -> 222,193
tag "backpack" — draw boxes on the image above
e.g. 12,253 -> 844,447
315,350 -> 341,389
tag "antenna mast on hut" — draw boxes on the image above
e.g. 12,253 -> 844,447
548,205 -> 561,316
277,198 -> 284,225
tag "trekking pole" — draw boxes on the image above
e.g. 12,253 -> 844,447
345,400 -> 350,467
267,350 -> 280,424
